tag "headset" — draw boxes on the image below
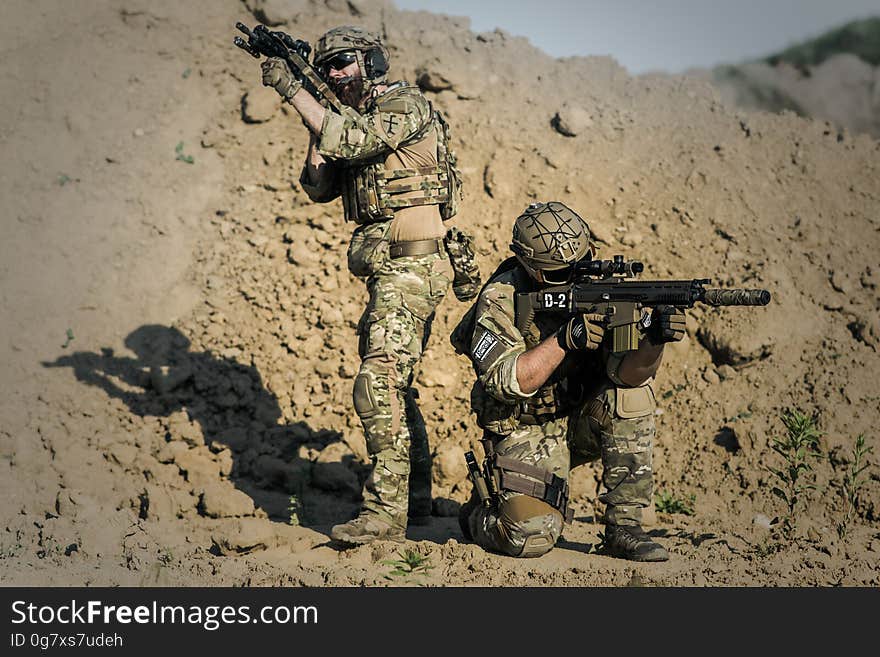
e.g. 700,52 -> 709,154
363,47 -> 388,79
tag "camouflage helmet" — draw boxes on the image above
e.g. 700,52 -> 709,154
314,25 -> 389,80
510,201 -> 594,284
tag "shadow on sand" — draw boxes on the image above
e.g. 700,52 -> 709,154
43,324 -> 366,534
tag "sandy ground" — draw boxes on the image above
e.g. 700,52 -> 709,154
1,0 -> 878,586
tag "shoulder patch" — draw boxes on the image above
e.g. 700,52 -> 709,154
472,327 -> 505,365
377,99 -> 410,114
370,85 -> 431,145
376,112 -> 404,140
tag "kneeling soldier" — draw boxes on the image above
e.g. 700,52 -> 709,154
456,201 -> 685,561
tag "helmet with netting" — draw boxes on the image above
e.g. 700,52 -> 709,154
510,201 -> 594,284
314,25 -> 389,82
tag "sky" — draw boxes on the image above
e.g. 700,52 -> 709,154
393,0 -> 880,74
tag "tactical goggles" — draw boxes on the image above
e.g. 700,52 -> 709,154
320,51 -> 358,75
539,265 -> 574,285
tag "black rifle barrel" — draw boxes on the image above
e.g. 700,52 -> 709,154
233,36 -> 260,58
703,288 -> 771,306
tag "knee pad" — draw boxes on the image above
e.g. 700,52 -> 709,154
498,495 -> 563,558
353,371 -> 380,420
353,354 -> 402,453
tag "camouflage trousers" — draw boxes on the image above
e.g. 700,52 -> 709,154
350,226 -> 452,528
468,384 -> 656,557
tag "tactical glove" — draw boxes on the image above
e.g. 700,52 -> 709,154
556,313 -> 606,351
647,305 -> 686,344
261,57 -> 303,101
444,227 -> 481,302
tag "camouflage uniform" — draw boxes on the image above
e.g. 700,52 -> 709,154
301,81 -> 452,533
350,239 -> 450,527
464,265 -> 657,557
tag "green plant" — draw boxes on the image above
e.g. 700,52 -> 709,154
58,173 -> 72,186
382,549 -> 432,581
287,494 -> 303,526
768,410 -> 822,539
655,490 -> 696,516
174,141 -> 195,164
61,328 -> 74,349
837,434 -> 873,539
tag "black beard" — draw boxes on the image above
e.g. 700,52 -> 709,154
335,78 -> 365,107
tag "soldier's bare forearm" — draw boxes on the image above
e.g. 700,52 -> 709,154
617,340 -> 665,387
304,133 -> 333,187
516,335 -> 566,394
288,88 -> 326,134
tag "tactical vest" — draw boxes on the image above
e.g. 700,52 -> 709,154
340,83 -> 462,224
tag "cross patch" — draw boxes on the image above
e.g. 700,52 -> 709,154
383,114 -> 400,134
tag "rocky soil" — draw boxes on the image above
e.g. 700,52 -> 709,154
1,0 -> 878,586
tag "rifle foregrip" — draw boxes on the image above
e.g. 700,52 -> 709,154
704,288 -> 771,306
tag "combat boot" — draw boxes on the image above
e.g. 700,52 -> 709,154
407,496 -> 433,527
408,470 -> 433,526
603,523 -> 669,562
457,496 -> 480,542
407,511 -> 431,526
330,514 -> 406,546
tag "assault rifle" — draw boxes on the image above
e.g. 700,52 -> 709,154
515,255 -> 771,352
233,22 -> 397,149
233,22 -> 325,101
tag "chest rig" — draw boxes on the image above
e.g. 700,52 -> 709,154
340,83 -> 455,224
512,268 -> 595,425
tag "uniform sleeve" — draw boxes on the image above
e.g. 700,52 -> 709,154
298,162 -> 341,203
316,89 -> 433,162
470,280 -> 537,402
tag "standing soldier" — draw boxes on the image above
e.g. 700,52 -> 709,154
456,201 -> 685,561
259,26 -> 460,544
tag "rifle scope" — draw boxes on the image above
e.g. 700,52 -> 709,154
577,255 -> 644,278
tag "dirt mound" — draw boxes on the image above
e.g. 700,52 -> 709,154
1,0 -> 878,586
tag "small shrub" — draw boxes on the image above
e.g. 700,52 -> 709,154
382,549 -> 432,581
287,494 -> 303,526
175,141 -> 195,164
767,409 -> 822,539
655,490 -> 696,516
837,434 -> 873,540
